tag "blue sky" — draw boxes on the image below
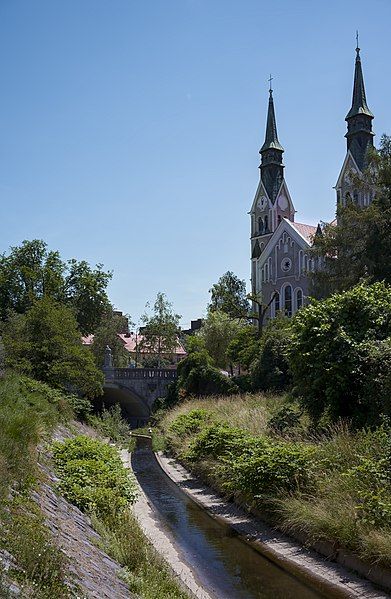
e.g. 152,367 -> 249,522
1,0 -> 390,328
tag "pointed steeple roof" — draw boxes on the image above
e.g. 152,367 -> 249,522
260,89 -> 284,153
346,45 -> 373,120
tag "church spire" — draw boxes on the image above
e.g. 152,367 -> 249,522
260,80 -> 284,152
346,36 -> 373,120
259,79 -> 284,203
345,36 -> 374,171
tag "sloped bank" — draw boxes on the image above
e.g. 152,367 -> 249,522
51,430 -> 189,599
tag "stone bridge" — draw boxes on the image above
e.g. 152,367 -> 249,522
100,366 -> 177,428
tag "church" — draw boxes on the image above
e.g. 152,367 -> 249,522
249,42 -> 375,319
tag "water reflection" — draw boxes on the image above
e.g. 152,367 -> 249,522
131,445 -> 322,599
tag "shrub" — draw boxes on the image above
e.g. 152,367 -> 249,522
186,423 -> 249,461
168,408 -> 211,438
67,393 -> 93,421
227,439 -> 316,499
52,435 -> 138,519
267,404 -> 302,433
231,374 -> 253,392
290,282 -> 391,424
251,317 -> 292,392
88,404 -> 130,442
177,349 -> 239,397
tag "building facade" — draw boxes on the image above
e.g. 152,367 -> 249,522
250,43 -> 374,320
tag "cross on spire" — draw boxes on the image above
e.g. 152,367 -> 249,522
268,74 -> 273,93
356,29 -> 360,52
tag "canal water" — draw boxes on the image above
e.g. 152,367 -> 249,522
131,442 -> 324,599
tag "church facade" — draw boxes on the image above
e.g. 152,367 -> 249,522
250,43 -> 375,320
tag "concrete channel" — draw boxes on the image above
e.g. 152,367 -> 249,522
125,436 -> 389,599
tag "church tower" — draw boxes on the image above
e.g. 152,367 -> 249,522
249,81 -> 319,321
250,83 -> 295,293
335,39 -> 375,208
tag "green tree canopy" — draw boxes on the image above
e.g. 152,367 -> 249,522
208,271 -> 250,319
199,310 -> 241,370
251,316 -> 293,392
311,134 -> 391,296
227,325 -> 260,372
176,344 -> 238,398
2,297 -> 103,398
139,292 -> 181,366
0,240 -> 112,334
289,282 -> 391,425
90,309 -> 131,368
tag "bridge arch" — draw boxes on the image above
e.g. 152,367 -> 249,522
97,382 -> 151,428
99,367 -> 177,428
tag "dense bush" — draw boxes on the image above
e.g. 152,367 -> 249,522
186,423 -> 249,461
52,435 -> 138,520
267,404 -> 302,433
227,439 -> 315,498
168,408 -> 211,438
290,282 -> 391,424
177,349 -> 239,397
251,316 -> 292,392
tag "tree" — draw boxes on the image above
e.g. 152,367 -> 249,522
311,135 -> 391,296
2,298 -> 103,398
91,310 -> 131,368
199,310 -> 240,370
289,282 -> 391,425
251,316 -> 293,392
0,240 -> 112,334
227,325 -> 260,373
208,271 -> 250,319
139,293 -> 181,366
64,259 -> 112,335
248,290 -> 278,336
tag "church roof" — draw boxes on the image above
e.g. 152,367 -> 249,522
346,47 -> 373,120
260,89 -> 284,153
291,222 -> 318,244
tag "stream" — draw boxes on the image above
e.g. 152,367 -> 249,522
131,439 -> 325,599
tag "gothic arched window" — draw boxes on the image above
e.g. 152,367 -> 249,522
353,191 -> 359,204
274,291 -> 280,314
284,285 -> 292,317
264,215 -> 269,232
296,288 -> 303,311
258,217 -> 263,235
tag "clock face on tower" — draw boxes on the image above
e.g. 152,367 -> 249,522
278,194 -> 288,210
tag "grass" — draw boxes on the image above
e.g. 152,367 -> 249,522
0,496 -> 70,598
0,372 -> 75,598
53,434 -> 188,599
160,392 -> 284,436
93,513 -> 188,599
88,404 -> 132,445
158,394 -> 391,569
